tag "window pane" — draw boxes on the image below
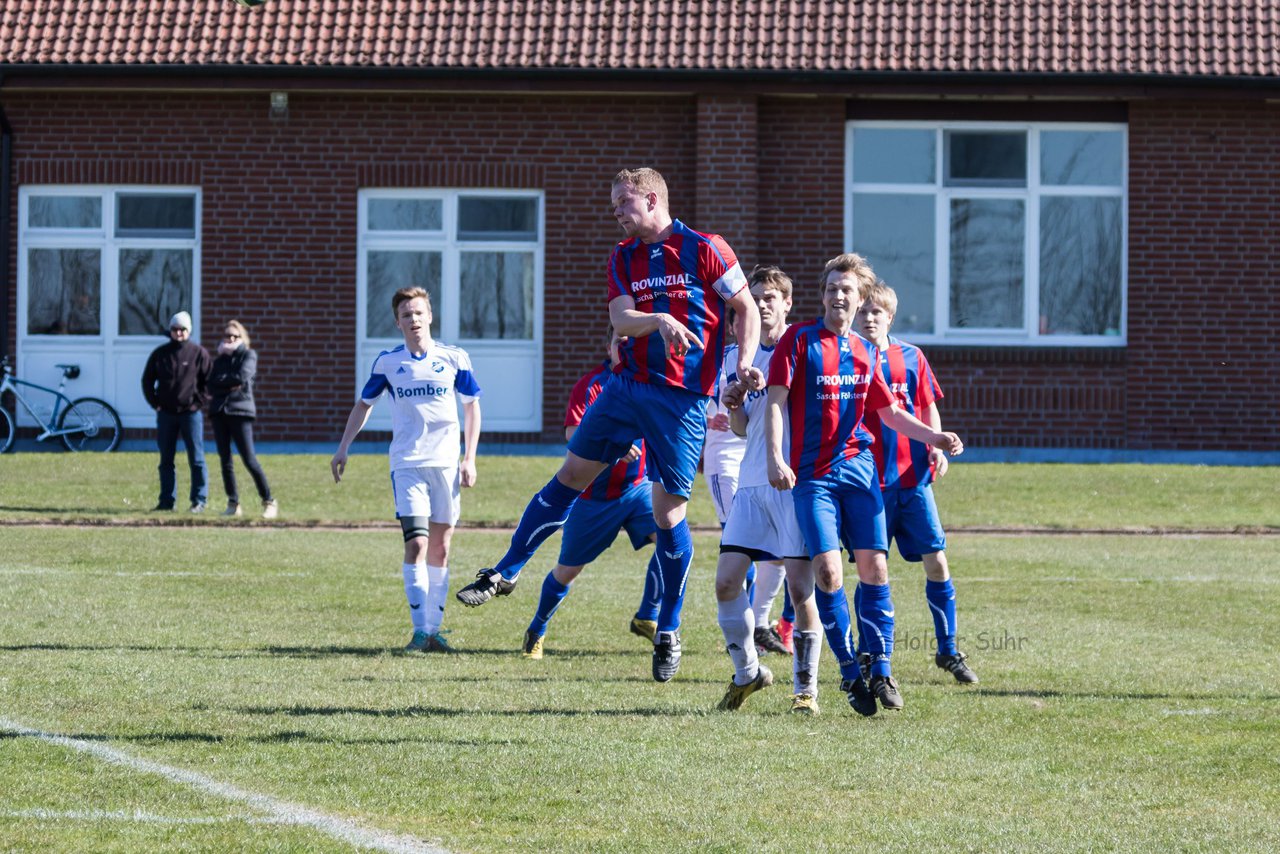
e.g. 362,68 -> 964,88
1041,131 -> 1124,186
27,248 -> 101,335
368,198 -> 443,231
1039,197 -> 1123,336
946,132 -> 1026,186
117,194 -> 196,237
851,193 -> 936,334
118,249 -> 194,336
29,196 -> 102,229
367,251 -> 442,338
949,199 -> 1025,329
458,197 -> 538,241
852,129 -> 935,184
459,252 -> 534,339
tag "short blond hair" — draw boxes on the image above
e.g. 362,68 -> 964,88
749,265 -> 793,302
613,167 -> 669,210
862,280 -> 899,316
224,319 -> 250,349
819,253 -> 877,302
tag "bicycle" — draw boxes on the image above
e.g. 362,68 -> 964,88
0,356 -> 123,453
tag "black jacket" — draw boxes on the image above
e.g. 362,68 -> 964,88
209,346 -> 259,419
142,340 -> 212,414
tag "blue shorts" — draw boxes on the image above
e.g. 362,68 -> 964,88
792,450 -> 887,558
883,485 -> 947,562
558,481 -> 656,567
567,375 -> 707,498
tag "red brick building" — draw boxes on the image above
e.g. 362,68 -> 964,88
3,2 -> 1278,454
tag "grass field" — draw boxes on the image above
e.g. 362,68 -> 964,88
2,453 -> 1279,852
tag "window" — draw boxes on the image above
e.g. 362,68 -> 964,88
17,187 -> 202,428
357,190 -> 544,431
848,122 -> 1126,344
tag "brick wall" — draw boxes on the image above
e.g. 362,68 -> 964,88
5,90 -> 1278,450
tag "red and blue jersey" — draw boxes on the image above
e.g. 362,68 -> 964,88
607,219 -> 747,397
565,361 -> 648,501
768,319 -> 897,481
863,337 -> 944,491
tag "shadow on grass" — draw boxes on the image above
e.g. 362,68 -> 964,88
234,704 -> 695,718
971,688 -> 1280,702
0,730 -> 530,748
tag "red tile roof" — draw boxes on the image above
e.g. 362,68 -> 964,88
2,1 -> 1278,78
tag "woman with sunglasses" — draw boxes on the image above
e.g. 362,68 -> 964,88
209,319 -> 278,519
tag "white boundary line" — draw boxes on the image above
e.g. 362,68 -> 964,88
0,716 -> 449,854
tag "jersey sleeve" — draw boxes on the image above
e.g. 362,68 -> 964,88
915,349 -> 942,409
767,326 -> 800,388
703,235 -> 747,302
453,350 -> 481,403
563,372 -> 594,428
359,355 -> 389,404
865,365 -> 898,415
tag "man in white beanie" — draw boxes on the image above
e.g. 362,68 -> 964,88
142,310 -> 213,512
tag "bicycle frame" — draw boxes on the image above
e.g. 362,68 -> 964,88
0,372 -> 81,442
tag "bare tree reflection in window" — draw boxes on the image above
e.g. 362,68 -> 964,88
949,199 -> 1024,329
1039,197 -> 1122,335
119,249 -> 193,335
460,252 -> 533,339
27,248 -> 101,335
367,251 -> 442,338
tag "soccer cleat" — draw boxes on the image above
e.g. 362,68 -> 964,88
402,630 -> 430,652
775,618 -> 794,653
151,503 -> 175,512
652,630 -> 682,682
840,676 -> 878,717
422,630 -> 456,653
189,502 -> 207,514
629,616 -> 657,642
521,629 -> 544,660
790,693 -> 820,715
716,665 -> 774,711
262,499 -> 279,520
936,651 -> 979,684
857,652 -> 871,682
754,625 -> 790,656
870,674 -> 905,710
455,569 -> 518,607
222,502 -> 242,517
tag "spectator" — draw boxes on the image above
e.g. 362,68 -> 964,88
209,319 -> 277,519
141,310 -> 212,513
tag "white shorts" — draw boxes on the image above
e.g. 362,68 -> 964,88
390,465 -> 460,525
721,484 -> 807,560
704,471 -> 739,526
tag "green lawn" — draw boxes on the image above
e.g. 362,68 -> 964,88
0,452 -> 1276,531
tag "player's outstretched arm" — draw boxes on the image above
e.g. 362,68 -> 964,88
725,288 -> 763,389
764,386 -> 796,490
878,404 -> 964,457
331,400 -> 373,482
460,399 -> 481,487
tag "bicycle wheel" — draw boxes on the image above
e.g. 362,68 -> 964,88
0,406 -> 14,453
59,397 -> 122,452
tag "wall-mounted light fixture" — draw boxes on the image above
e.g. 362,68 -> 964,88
270,91 -> 288,120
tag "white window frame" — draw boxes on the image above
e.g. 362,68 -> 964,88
846,121 -> 1128,347
16,185 -> 202,427
356,188 -> 544,432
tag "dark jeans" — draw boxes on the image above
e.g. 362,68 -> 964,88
156,410 -> 208,507
212,414 -> 272,505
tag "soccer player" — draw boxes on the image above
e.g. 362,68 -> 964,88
713,265 -> 824,714
855,282 -> 978,684
520,330 -> 662,660
457,166 -> 764,683
765,254 -> 963,715
331,287 -> 482,653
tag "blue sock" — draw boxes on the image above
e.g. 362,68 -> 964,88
745,562 -> 757,604
813,586 -> 861,683
493,477 -> 580,580
654,521 -> 693,633
781,584 -> 794,623
857,582 -> 896,678
527,572 -> 571,637
852,582 -> 866,656
926,578 -> 958,656
635,552 -> 661,622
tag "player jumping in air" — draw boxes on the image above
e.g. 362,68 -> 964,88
855,281 -> 978,684
331,287 -> 481,653
766,254 -> 963,715
520,329 -> 662,660
457,167 -> 764,683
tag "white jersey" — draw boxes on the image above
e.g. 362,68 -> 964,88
725,338 -> 788,489
702,373 -> 747,477
360,342 -> 481,470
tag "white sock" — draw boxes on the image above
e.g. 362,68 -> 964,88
402,563 -> 429,632
751,560 -> 786,627
793,630 -> 821,696
424,564 -> 449,633
716,591 -> 758,685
